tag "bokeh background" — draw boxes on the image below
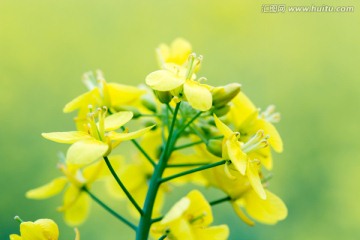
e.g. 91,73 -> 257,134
1,0 -> 360,239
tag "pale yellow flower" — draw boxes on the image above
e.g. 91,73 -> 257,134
9,218 -> 80,240
26,157 -> 122,226
214,114 -> 267,199
42,108 -> 154,166
151,190 -> 229,240
146,54 -> 212,111
156,38 -> 192,66
229,92 -> 283,170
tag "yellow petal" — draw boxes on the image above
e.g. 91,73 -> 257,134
9,235 -> 22,240
256,119 -> 283,152
107,83 -> 145,106
34,219 -> 59,240
145,70 -> 185,91
230,92 -> 257,129
66,139 -> 109,166
19,221 -> 45,239
194,225 -> 229,240
226,139 -> 247,175
74,228 -> 80,240
167,218 -> 194,240
63,187 -> 90,226
231,202 -> 255,226
156,43 -> 170,66
183,80 -> 212,111
213,115 -> 233,138
42,132 -> 90,144
26,177 -> 67,199
249,147 -> 273,170
109,125 -> 155,141
169,38 -> 192,65
244,190 -> 287,224
186,190 -> 213,227
247,161 -> 266,200
161,197 -> 190,224
104,111 -> 133,131
63,88 -> 101,113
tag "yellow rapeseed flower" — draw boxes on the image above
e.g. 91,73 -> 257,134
156,38 -> 192,67
204,164 -> 287,226
9,218 -> 80,240
213,114 -> 267,199
151,190 -> 229,240
42,107 -> 154,166
229,92 -> 283,170
146,52 -> 212,111
26,157 -> 121,226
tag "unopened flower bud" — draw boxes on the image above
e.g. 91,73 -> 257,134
212,104 -> 230,117
141,95 -> 157,113
154,90 -> 173,104
212,83 -> 241,108
206,139 -> 223,157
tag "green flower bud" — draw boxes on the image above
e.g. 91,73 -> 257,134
212,104 -> 230,117
212,83 -> 241,108
141,95 -> 157,113
154,90 -> 173,104
206,139 -> 223,157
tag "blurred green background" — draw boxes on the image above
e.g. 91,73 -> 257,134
1,0 -> 360,239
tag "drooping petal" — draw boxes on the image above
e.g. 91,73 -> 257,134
256,119 -> 283,153
193,225 -> 230,240
26,177 -> 67,199
63,88 -> 101,113
213,115 -> 233,138
246,161 -> 266,200
146,70 -> 185,91
41,131 -> 90,144
107,83 -> 146,106
226,139 -> 247,175
108,125 -> 155,142
244,190 -> 287,224
104,111 -> 133,131
183,80 -> 212,111
34,219 -> 59,240
66,139 -> 109,166
231,202 -> 255,226
63,189 -> 90,226
74,228 -> 80,240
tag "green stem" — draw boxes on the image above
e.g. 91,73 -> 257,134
14,216 -> 23,223
173,140 -> 204,151
103,156 -> 143,215
158,234 -> 168,240
166,162 -> 210,168
130,139 -> 156,167
136,103 -> 181,240
159,160 -> 227,183
189,125 -> 208,143
83,187 -> 137,231
151,216 -> 163,223
210,196 -> 232,206
177,111 -> 202,136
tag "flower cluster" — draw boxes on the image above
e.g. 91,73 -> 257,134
22,38 -> 287,239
